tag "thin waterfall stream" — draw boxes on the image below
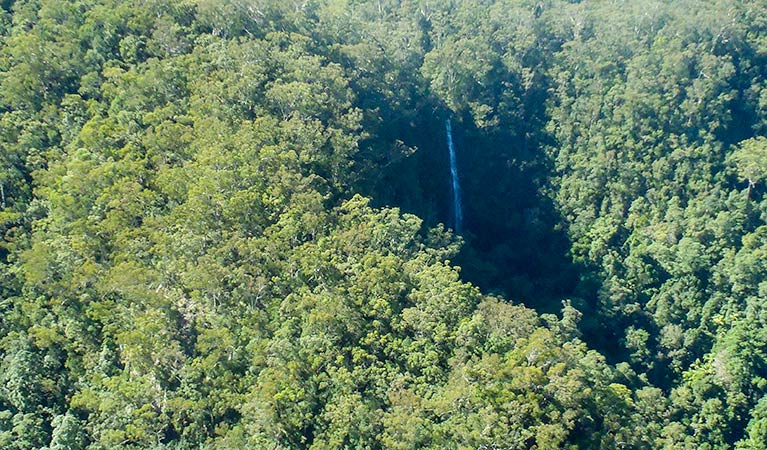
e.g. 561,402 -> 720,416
446,118 -> 463,233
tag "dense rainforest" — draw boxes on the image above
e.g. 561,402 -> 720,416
2,0 -> 767,448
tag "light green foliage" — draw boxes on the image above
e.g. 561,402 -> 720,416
729,136 -> 767,194
738,395 -> 767,449
3,0 -> 767,449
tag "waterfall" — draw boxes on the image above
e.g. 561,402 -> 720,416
446,118 -> 463,233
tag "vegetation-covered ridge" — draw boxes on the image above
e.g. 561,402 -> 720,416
3,0 -> 767,448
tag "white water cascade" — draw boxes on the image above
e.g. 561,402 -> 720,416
446,119 -> 463,233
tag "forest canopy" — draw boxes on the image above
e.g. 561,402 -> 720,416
2,0 -> 767,448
